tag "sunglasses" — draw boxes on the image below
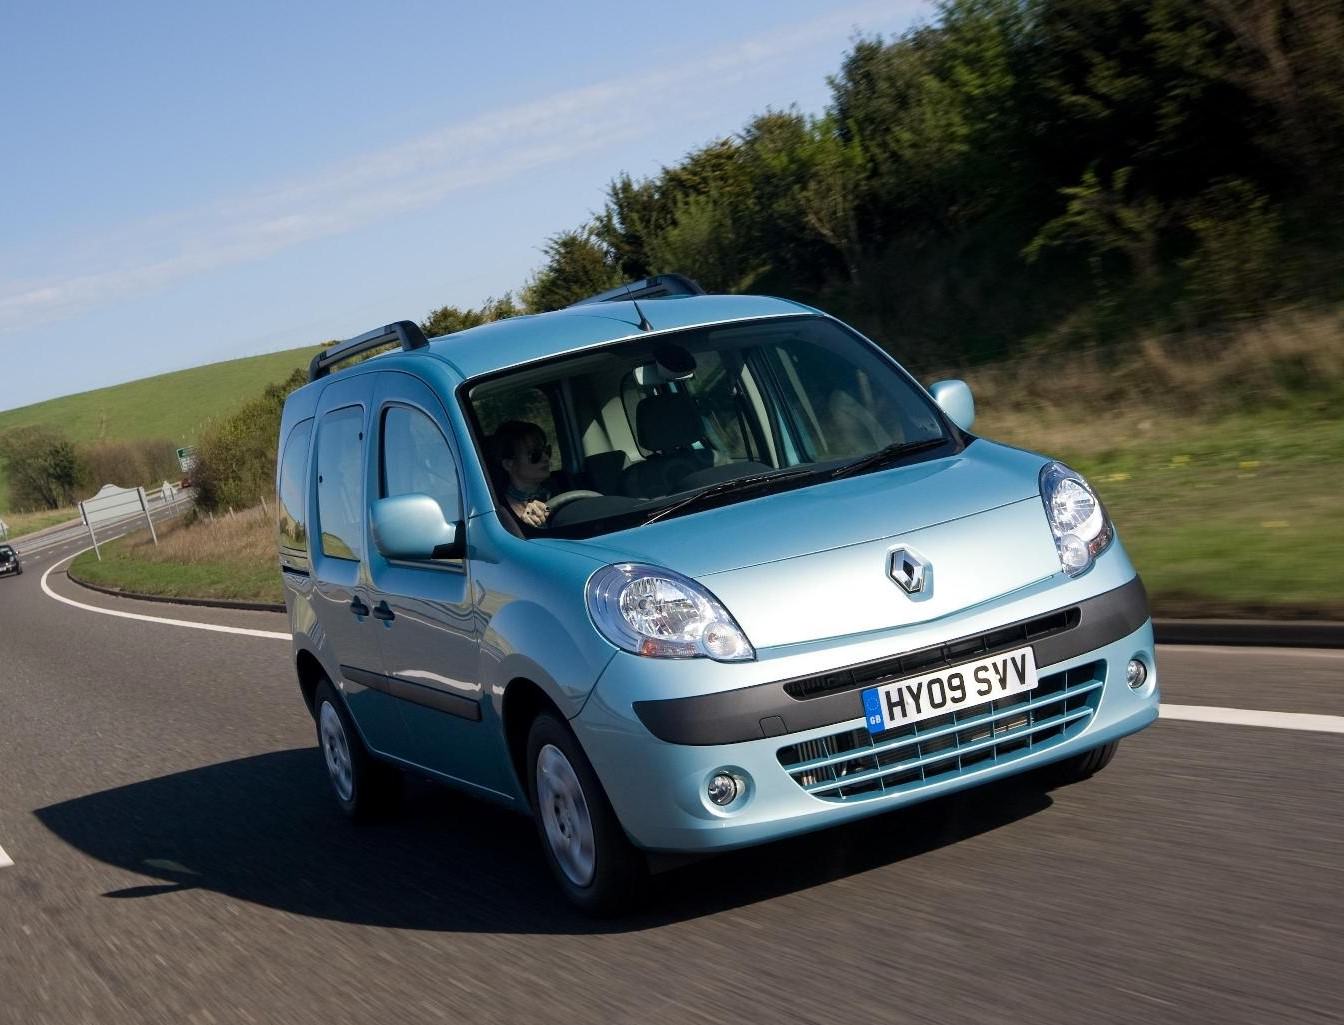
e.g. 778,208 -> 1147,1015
523,444 -> 552,465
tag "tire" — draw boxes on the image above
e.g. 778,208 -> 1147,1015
313,679 -> 401,820
1047,740 -> 1119,785
526,713 -> 645,915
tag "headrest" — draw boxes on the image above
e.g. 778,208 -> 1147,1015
635,391 -> 703,452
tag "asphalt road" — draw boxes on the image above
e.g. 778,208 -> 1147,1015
1,537 -> 1340,1025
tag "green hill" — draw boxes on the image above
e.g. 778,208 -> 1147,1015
0,344 -> 323,512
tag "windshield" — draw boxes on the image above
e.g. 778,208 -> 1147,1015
465,314 -> 956,538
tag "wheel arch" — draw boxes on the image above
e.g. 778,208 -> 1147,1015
500,677 -> 568,802
295,647 -> 327,717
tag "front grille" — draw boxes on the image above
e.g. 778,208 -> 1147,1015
777,661 -> 1105,803
783,607 -> 1081,700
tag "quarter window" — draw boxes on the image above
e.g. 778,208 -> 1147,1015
277,418 -> 314,567
381,405 -> 462,521
315,406 -> 365,562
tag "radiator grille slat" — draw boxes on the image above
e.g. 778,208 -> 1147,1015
777,661 -> 1106,803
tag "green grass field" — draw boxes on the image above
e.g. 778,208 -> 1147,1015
0,344 -> 322,512
975,399 -> 1344,619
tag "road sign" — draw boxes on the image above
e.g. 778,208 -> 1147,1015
79,483 -> 158,560
176,446 -> 198,474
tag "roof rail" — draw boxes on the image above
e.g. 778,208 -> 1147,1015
308,320 -> 429,382
568,273 -> 705,307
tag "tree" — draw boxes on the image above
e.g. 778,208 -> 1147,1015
421,294 -> 520,337
521,228 -> 622,312
1024,166 -> 1170,285
645,192 -> 745,292
0,426 -> 83,510
796,118 -> 868,284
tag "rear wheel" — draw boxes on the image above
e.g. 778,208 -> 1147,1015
1047,740 -> 1119,784
314,679 -> 400,819
526,713 -> 645,915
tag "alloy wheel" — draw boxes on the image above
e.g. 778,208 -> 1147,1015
319,701 -> 354,803
536,743 -> 596,887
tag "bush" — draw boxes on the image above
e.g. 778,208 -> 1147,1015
80,438 -> 180,492
191,367 -> 307,511
1181,180 -> 1282,321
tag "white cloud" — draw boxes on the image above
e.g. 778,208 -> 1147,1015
0,3 -> 907,334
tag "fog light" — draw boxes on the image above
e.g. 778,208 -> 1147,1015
1127,658 -> 1147,689
1059,532 -> 1090,573
707,772 -> 739,807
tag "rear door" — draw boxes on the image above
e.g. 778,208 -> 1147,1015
310,373 -> 413,759
365,372 -> 511,795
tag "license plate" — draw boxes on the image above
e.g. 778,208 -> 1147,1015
861,646 -> 1038,734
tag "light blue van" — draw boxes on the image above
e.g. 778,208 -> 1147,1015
276,275 -> 1158,912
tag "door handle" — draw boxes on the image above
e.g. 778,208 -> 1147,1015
371,600 -> 395,623
349,596 -> 370,618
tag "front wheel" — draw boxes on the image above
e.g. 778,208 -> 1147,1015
1046,740 -> 1119,785
313,680 -> 400,819
526,713 -> 645,915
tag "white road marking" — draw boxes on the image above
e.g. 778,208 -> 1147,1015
1161,704 -> 1344,734
40,542 -> 290,641
0,844 -> 13,869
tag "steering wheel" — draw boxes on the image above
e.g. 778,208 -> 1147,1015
547,489 -> 604,514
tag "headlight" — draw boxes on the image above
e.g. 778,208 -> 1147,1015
585,563 -> 755,662
1039,461 -> 1114,575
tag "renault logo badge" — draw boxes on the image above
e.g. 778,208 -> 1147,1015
888,547 -> 928,595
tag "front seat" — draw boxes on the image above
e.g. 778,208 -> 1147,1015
622,391 -> 713,498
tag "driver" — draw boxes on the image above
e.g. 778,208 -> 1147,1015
492,420 -> 553,528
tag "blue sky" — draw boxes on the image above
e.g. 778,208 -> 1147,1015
0,1 -> 926,412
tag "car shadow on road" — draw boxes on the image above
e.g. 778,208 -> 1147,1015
34,747 -> 1053,934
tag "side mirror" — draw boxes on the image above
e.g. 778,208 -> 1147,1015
929,379 -> 975,432
370,494 -> 464,561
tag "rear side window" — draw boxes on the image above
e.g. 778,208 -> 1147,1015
315,406 -> 365,562
277,418 -> 314,569
381,406 -> 462,521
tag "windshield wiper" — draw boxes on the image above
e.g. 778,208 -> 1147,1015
829,437 -> 948,482
641,466 -> 821,525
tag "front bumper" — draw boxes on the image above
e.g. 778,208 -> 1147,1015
575,571 -> 1159,852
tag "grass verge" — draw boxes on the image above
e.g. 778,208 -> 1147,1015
68,505 -> 282,605
2,506 -> 79,542
965,315 -> 1343,619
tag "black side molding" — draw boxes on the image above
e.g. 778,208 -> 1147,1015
340,665 -> 482,722
632,575 -> 1151,746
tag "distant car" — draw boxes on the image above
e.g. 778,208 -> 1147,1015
0,544 -> 21,577
275,274 -> 1159,913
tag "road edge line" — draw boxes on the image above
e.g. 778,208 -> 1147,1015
64,570 -> 286,613
1160,704 -> 1344,734
40,543 -> 290,641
